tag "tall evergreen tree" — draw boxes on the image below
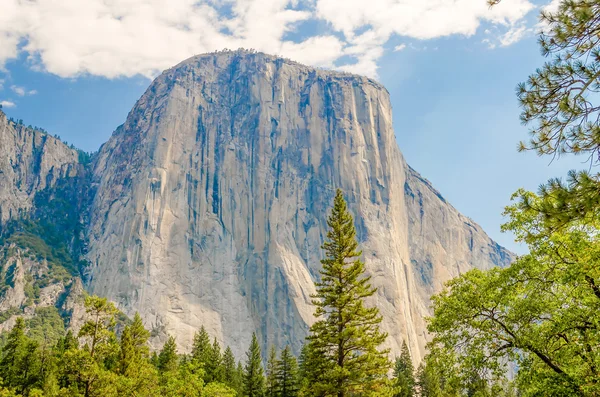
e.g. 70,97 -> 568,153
158,336 -> 178,373
235,361 -> 245,396
266,346 -> 279,397
207,337 -> 224,383
276,345 -> 299,397
416,363 -> 442,397
78,296 -> 118,360
117,313 -> 157,395
244,333 -> 265,397
0,318 -> 41,395
191,326 -> 211,366
393,341 -> 415,397
306,189 -> 391,396
223,346 -> 237,387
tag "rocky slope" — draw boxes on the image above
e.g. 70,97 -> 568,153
84,50 -> 513,361
0,112 -> 90,338
0,111 -> 81,226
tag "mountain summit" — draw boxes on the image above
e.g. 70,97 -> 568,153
0,50 -> 512,361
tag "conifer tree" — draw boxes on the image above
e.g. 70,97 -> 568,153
266,346 -> 279,397
234,361 -> 245,396
416,363 -> 442,397
244,333 -> 265,397
56,330 -> 79,353
78,296 -> 118,360
191,326 -> 211,366
117,313 -> 157,395
0,318 -> 41,395
207,337 -> 224,383
223,346 -> 237,387
487,0 -> 600,228
393,342 -> 415,397
150,351 -> 160,368
158,336 -> 178,373
306,189 -> 391,397
276,345 -> 299,397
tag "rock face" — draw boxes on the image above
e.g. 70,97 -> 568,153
0,112 -> 90,338
85,50 -> 513,361
0,111 -> 80,226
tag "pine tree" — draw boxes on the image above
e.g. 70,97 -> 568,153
276,345 -> 299,397
158,336 -> 178,373
244,333 -> 265,397
207,337 -> 224,383
393,341 -> 415,397
416,363 -> 442,397
191,326 -> 211,366
235,361 -> 245,396
0,318 -> 42,394
56,330 -> 79,354
151,351 -> 160,368
78,295 -> 118,360
223,346 -> 237,386
306,189 -> 391,396
266,346 -> 279,397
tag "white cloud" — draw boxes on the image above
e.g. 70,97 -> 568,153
499,24 -> 528,46
394,44 -> 407,52
10,85 -> 25,96
0,0 -> 536,79
0,79 -> 4,90
10,85 -> 37,96
0,100 -> 15,108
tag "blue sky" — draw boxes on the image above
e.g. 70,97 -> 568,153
0,0 -> 584,253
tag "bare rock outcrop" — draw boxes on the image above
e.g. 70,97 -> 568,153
86,50 -> 513,360
0,111 -> 80,225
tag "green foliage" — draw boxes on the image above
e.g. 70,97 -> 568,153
159,360 -> 204,397
393,342 -> 415,397
276,346 -> 299,397
516,0 -> 600,160
26,307 -> 65,348
223,346 -> 239,390
157,336 -> 178,373
244,333 -> 265,397
0,299 -> 254,397
191,326 -> 212,378
305,189 -> 392,397
266,346 -> 278,397
0,308 -> 20,325
0,318 -> 40,395
203,382 -> 237,397
427,188 -> 600,396
78,296 -> 118,361
207,338 -> 225,384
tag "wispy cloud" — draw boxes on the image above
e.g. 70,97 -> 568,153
499,24 -> 528,46
394,44 -> 407,52
10,85 -> 37,96
0,100 -> 15,108
0,0 -> 536,79
10,85 -> 24,96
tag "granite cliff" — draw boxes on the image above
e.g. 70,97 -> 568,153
0,51 -> 512,361
0,112 -> 89,338
85,51 -> 512,361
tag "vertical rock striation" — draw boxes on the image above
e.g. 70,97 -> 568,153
86,51 -> 513,360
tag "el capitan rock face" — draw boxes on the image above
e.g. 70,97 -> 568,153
84,50 -> 512,360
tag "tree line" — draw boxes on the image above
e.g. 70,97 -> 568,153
1,0 -> 600,395
0,190 -> 414,397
